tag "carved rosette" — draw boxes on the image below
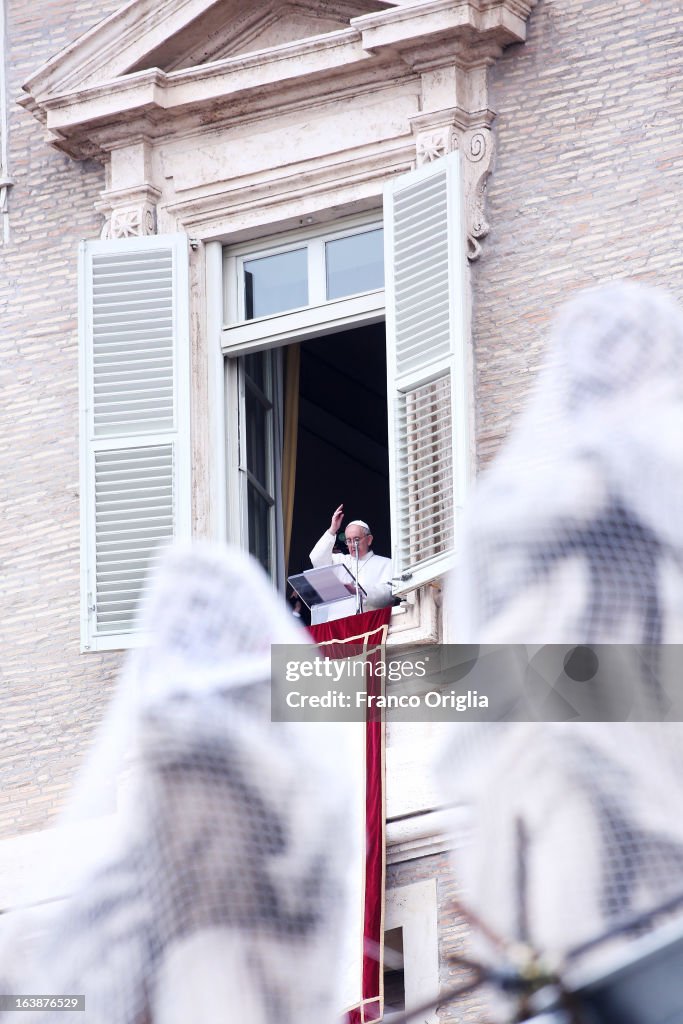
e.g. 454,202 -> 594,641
101,201 -> 157,239
415,127 -> 456,166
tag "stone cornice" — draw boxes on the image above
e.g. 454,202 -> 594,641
21,30 -> 395,158
22,0 -> 396,99
20,0 -> 538,256
355,0 -> 535,53
22,0 -> 538,162
386,806 -> 471,864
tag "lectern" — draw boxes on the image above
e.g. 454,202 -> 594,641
287,564 -> 367,625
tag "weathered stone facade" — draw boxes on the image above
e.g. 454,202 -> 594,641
473,0 -> 683,467
2,0 -> 683,1016
388,852 -> 485,1024
1,0 -> 123,839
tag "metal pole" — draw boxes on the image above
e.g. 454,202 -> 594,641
0,0 -> 11,245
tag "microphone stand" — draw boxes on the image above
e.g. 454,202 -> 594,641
353,541 -> 362,615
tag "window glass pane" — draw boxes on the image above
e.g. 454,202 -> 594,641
326,229 -> 384,301
244,248 -> 308,319
247,484 -> 271,575
244,352 -> 266,392
245,386 -> 269,490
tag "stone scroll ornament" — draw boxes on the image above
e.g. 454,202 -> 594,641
464,128 -> 493,261
414,125 -> 494,261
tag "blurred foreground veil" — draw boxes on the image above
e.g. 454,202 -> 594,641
442,282 -> 683,1019
0,543 -> 353,1024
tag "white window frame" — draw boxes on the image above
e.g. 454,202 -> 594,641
222,213 -> 385,354
217,162 -> 470,638
222,214 -> 387,574
236,349 -> 284,587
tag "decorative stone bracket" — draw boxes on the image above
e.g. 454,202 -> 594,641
97,185 -> 160,239
413,114 -> 494,261
94,140 -> 161,238
410,57 -> 498,260
462,127 -> 494,261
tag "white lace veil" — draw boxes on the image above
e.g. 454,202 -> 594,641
441,282 -> 683,1018
453,279 -> 683,645
0,543 -> 354,1024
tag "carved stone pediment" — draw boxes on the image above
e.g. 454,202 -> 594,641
21,0 -> 537,253
21,0 -> 396,101
131,0 -> 397,72
22,0 -> 536,149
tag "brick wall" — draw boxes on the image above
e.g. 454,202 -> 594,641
2,0 -> 681,853
1,3 -> 679,1020
472,0 -> 683,467
389,4 -> 683,1019
388,853 -> 486,1024
0,0 -> 123,839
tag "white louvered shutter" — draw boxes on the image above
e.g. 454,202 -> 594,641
78,235 -> 191,650
384,152 -> 470,594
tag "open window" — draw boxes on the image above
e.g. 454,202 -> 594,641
383,926 -> 406,1020
223,216 -> 390,594
222,152 -> 469,604
230,321 -> 390,599
76,154 -> 468,649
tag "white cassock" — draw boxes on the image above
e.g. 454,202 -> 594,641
309,532 -> 393,609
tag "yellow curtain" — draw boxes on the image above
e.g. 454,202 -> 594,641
282,344 -> 300,570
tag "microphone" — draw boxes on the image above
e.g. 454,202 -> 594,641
347,538 -> 362,614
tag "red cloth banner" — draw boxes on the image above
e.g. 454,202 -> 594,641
310,607 -> 391,1024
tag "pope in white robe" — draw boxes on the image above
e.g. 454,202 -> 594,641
309,505 -> 393,610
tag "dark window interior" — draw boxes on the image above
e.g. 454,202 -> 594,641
288,321 -> 390,578
383,926 -> 406,1016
